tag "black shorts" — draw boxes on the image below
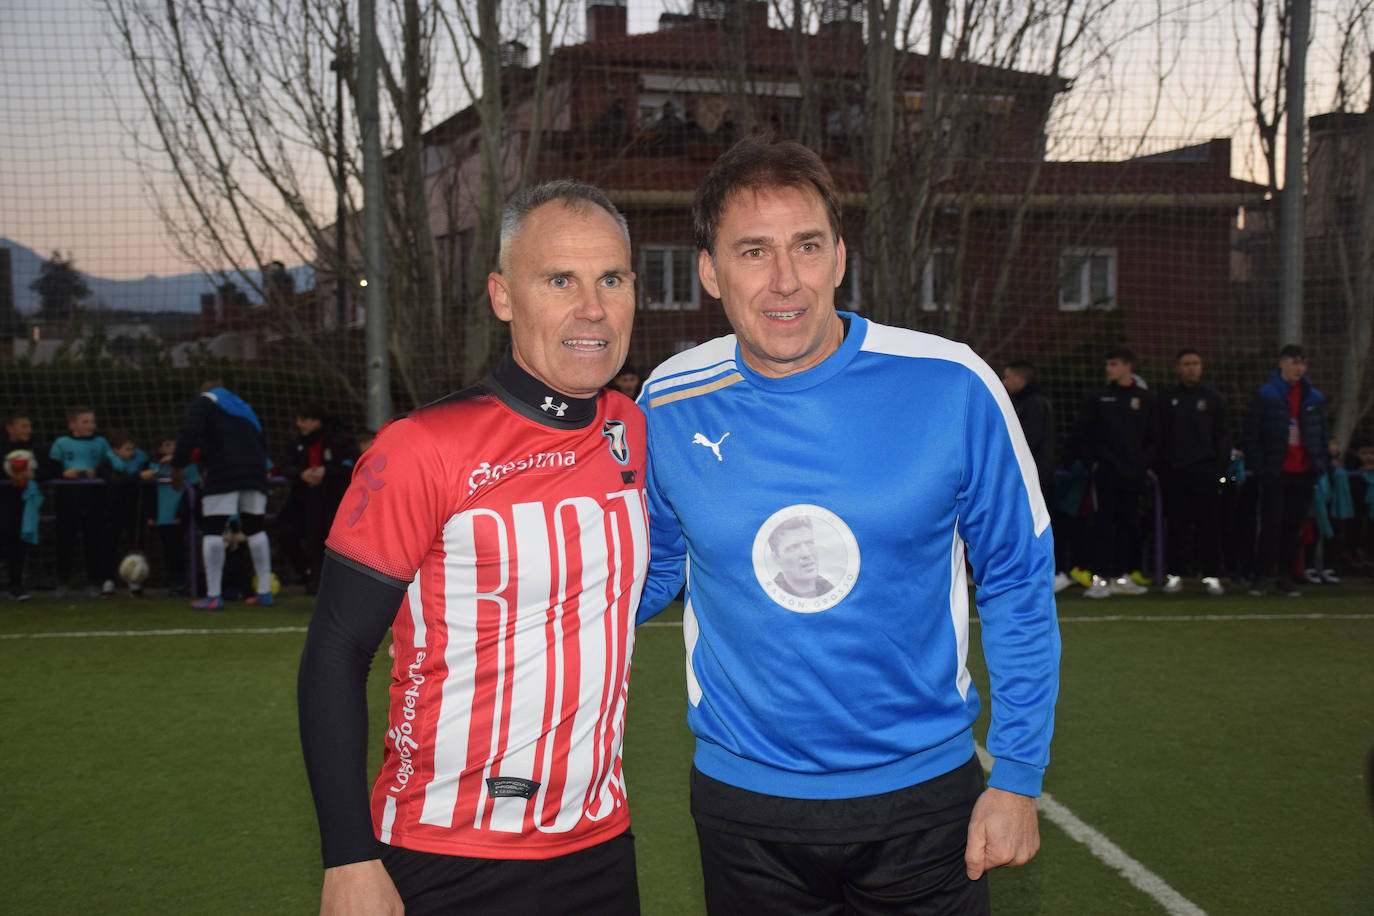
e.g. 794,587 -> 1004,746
380,830 -> 639,916
693,756 -> 989,916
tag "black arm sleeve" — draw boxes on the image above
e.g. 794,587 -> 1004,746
297,554 -> 407,868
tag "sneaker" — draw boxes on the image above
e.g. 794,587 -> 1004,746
1163,574 -> 1183,594
1053,572 -> 1073,593
1274,579 -> 1302,597
128,585 -> 144,598
9,589 -> 29,601
1128,569 -> 1152,587
191,595 -> 224,611
1202,576 -> 1225,596
1110,576 -> 1148,595
245,592 -> 275,607
1246,576 -> 1267,596
1302,568 -> 1323,584
1069,566 -> 1094,588
101,578 -> 117,595
1083,576 -> 1112,599
1320,569 -> 1340,584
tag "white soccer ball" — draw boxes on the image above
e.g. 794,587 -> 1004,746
118,552 -> 150,586
4,448 -> 36,480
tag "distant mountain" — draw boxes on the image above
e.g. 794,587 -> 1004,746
0,238 -> 314,314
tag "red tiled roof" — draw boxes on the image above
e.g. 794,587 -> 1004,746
543,152 -> 1265,203
557,20 -> 1051,91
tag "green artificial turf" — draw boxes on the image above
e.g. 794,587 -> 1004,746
0,583 -> 1370,914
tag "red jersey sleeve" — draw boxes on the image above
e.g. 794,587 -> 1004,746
326,416 -> 452,584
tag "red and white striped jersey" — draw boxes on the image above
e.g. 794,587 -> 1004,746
325,383 -> 649,860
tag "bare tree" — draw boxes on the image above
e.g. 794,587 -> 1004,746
101,0 -> 566,408
1325,4 -> 1374,450
1236,0 -> 1293,196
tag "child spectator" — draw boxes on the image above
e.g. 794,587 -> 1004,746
278,401 -> 357,595
149,434 -> 198,594
49,406 -> 112,597
102,430 -> 157,596
2,411 -> 47,600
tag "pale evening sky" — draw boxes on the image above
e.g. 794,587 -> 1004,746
0,0 -> 1354,282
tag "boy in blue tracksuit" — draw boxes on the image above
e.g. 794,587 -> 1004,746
637,139 -> 1059,914
101,430 -> 157,596
1242,344 -> 1329,595
49,406 -> 112,597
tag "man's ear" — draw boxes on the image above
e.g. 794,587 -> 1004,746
488,272 -> 512,321
698,250 -> 720,301
833,237 -> 847,289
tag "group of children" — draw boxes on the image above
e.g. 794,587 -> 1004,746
3,406 -> 195,599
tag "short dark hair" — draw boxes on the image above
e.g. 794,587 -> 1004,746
499,180 -> 629,269
1176,348 -> 1201,361
1105,347 -> 1135,365
1005,360 -> 1035,382
693,138 -> 843,256
768,516 -> 814,556
295,401 -> 325,421
65,405 -> 94,421
106,429 -> 133,449
4,411 -> 30,426
1278,343 -> 1306,360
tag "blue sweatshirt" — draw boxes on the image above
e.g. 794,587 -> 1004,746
638,314 -> 1060,799
50,435 -> 112,473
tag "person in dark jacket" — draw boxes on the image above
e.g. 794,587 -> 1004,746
1003,361 -> 1071,591
170,379 -> 275,609
1242,344 -> 1329,596
1068,347 -> 1159,597
278,401 -> 357,595
1159,349 -> 1230,596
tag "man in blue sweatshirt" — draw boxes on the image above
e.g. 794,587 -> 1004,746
638,139 -> 1060,914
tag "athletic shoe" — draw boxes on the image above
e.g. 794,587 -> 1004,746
191,595 -> 225,611
1083,576 -> 1111,599
1128,569 -> 1151,587
1069,566 -> 1094,588
1163,574 -> 1182,594
1302,568 -> 1323,584
1202,576 -> 1225,596
1320,569 -> 1340,584
128,585 -> 144,598
1246,576 -> 1266,596
1110,576 -> 1147,595
245,592 -> 275,607
101,578 -> 117,596
9,589 -> 29,601
1274,580 -> 1302,597
1053,572 -> 1073,594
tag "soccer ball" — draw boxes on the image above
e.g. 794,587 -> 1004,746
118,553 -> 151,586
3,448 -> 36,481
252,572 -> 282,596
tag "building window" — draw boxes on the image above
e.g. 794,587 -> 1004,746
920,249 -> 956,311
1058,248 -> 1116,310
640,246 -> 699,310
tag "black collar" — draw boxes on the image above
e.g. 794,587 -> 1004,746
483,349 -> 599,429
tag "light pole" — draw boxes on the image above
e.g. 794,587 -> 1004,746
329,53 -> 348,330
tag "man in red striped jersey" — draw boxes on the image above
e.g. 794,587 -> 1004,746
299,180 -> 650,915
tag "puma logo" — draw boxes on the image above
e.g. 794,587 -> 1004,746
692,432 -> 729,462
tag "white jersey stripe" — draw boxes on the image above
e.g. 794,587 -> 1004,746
380,795 -> 398,844
487,501 -> 551,834
948,523 -> 973,700
406,574 -> 425,648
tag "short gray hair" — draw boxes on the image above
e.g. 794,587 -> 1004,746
498,180 -> 630,269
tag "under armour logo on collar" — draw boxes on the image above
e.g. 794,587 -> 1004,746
541,397 -> 568,417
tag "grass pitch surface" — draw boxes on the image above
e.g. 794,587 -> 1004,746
1,582 -> 1370,914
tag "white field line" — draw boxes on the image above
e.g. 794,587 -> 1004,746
0,626 -> 308,640
974,745 -> 1207,916
4,612 -> 1368,640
